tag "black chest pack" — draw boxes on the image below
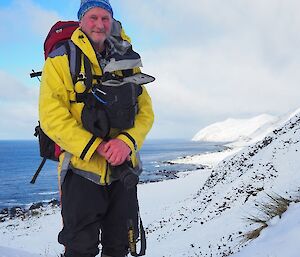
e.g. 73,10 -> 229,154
30,20 -> 154,184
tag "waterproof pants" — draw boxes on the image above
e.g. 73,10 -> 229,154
58,170 -> 138,257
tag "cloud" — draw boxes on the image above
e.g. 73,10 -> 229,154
0,70 -> 38,139
115,0 -> 300,138
117,0 -> 300,53
1,0 -> 300,139
0,70 -> 38,102
0,0 -> 61,139
145,43 -> 297,114
0,103 -> 38,139
0,0 -> 60,42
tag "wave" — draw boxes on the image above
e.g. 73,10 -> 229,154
36,191 -> 59,196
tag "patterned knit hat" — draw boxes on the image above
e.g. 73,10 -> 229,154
77,0 -> 113,20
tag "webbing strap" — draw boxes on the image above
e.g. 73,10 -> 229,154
30,158 -> 47,184
83,54 -> 93,91
138,217 -> 147,256
65,40 -> 82,85
68,41 -> 77,82
128,202 -> 147,256
59,152 -> 73,185
75,53 -> 94,102
126,186 -> 146,256
61,152 -> 72,171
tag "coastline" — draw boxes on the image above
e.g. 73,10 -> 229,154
0,199 -> 60,223
171,145 -> 240,168
0,162 -> 206,221
0,143 -> 239,256
0,139 -> 220,212
0,145 -> 236,220
0,143 -> 225,219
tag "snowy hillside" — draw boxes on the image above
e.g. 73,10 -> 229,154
145,110 -> 300,256
1,110 -> 300,257
192,114 -> 278,144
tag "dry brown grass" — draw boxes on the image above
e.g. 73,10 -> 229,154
242,190 -> 300,242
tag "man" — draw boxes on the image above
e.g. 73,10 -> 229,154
39,0 -> 154,256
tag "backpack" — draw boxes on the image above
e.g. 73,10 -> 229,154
30,21 -> 80,184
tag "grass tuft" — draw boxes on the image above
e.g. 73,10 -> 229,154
241,190 -> 300,243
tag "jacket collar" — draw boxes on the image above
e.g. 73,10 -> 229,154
71,27 -> 143,74
71,28 -> 100,68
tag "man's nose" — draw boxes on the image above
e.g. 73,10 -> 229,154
96,20 -> 105,29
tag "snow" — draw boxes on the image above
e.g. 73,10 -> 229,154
232,202 -> 300,257
1,108 -> 300,257
192,114 -> 278,143
0,247 -> 42,257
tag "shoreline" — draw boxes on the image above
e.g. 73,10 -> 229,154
0,199 -> 60,223
0,143 -> 237,223
0,140 -> 224,213
0,164 -> 206,222
0,142 -> 245,257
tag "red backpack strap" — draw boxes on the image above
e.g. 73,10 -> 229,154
44,21 -> 79,59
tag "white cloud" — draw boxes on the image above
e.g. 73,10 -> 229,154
0,70 -> 38,102
117,0 -> 300,138
0,0 -> 60,139
1,0 -> 300,139
0,0 -> 60,41
145,43 -> 298,111
0,70 -> 38,139
0,103 -> 38,139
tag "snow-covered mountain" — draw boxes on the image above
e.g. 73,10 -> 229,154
192,114 -> 279,144
1,109 -> 300,257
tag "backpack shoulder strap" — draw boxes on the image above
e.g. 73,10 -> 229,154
64,40 -> 82,85
64,40 -> 98,103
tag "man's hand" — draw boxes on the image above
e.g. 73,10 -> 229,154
96,141 -> 108,158
97,139 -> 131,166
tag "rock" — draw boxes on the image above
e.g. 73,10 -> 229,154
29,202 -> 43,211
9,206 -> 25,218
0,208 -> 8,215
49,199 -> 60,207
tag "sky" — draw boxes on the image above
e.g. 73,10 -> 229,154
0,0 -> 300,140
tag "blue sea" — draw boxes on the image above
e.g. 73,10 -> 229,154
0,140 -> 223,210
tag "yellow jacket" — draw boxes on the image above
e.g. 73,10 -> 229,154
39,28 -> 154,184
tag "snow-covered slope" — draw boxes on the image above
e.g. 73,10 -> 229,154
232,202 -> 300,257
1,110 -> 300,257
145,110 -> 300,256
192,114 -> 278,143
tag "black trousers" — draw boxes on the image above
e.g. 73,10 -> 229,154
58,170 -> 138,257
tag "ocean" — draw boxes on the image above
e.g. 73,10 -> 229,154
0,139 -> 222,210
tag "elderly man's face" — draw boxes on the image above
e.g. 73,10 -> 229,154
80,7 -> 112,51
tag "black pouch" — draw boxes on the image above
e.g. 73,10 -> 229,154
92,82 -> 142,129
81,94 -> 110,139
34,124 -> 58,162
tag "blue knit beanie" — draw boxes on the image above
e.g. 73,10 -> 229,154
77,0 -> 113,20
